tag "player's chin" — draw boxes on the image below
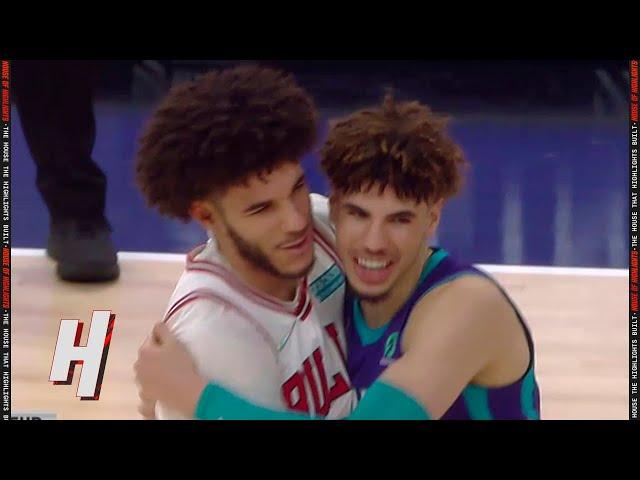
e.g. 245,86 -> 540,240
277,255 -> 316,280
350,282 -> 392,303
284,244 -> 314,265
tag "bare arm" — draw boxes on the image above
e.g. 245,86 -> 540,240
378,275 -> 526,418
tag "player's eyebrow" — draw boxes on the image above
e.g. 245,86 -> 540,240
387,210 -> 416,220
342,202 -> 370,216
342,203 -> 416,220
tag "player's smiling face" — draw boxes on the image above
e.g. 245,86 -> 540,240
208,161 -> 315,280
332,186 -> 440,302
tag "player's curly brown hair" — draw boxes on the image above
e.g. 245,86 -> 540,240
135,65 -> 318,221
321,92 -> 467,204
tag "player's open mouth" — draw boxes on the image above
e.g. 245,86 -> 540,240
353,257 -> 394,284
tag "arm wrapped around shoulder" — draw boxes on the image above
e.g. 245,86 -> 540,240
155,298 -> 284,419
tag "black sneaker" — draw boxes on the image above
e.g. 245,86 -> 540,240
47,219 -> 120,282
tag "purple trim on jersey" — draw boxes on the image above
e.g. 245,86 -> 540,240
441,396 -> 471,420
485,381 -> 527,419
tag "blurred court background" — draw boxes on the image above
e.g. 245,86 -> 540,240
10,60 -> 630,419
12,59 -> 630,267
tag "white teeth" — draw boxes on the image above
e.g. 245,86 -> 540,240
356,258 -> 390,270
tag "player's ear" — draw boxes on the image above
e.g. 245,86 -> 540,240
189,199 -> 217,231
427,198 -> 444,235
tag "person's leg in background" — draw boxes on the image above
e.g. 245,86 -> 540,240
13,60 -> 119,282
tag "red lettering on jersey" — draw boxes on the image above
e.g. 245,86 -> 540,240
282,346 -> 351,417
324,323 -> 346,364
282,371 -> 309,413
327,372 -> 350,407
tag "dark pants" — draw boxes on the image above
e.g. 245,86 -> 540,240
13,60 -> 107,224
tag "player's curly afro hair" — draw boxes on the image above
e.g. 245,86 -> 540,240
321,92 -> 467,204
135,65 -> 318,221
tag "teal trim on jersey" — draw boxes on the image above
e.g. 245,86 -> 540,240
353,249 -> 449,347
354,300 -> 390,346
520,368 -> 540,420
309,264 -> 345,302
462,384 -> 493,420
460,367 -> 540,420
418,248 -> 449,284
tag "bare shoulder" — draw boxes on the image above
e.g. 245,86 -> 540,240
413,274 -> 511,322
403,274 -> 518,352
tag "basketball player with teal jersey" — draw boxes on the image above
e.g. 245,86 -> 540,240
345,247 -> 539,419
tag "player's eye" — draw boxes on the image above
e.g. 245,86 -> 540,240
347,208 -> 367,218
247,204 -> 270,215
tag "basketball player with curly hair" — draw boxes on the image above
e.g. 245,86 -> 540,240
134,65 -> 357,419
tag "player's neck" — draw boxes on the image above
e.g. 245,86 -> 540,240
361,247 -> 432,329
220,247 -> 299,302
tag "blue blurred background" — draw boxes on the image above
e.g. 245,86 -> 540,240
11,60 -> 629,268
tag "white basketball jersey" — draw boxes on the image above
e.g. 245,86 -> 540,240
156,194 -> 357,419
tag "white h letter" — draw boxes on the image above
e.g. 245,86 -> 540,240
50,310 -> 115,400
